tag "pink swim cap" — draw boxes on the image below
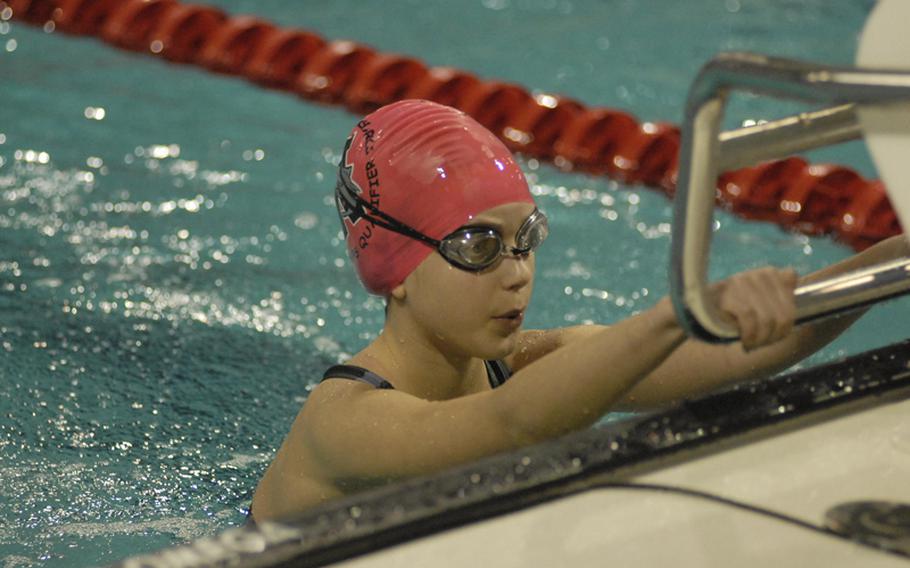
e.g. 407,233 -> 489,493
335,100 -> 535,296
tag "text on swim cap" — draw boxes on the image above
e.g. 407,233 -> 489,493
355,120 -> 381,252
358,119 -> 375,155
334,121 -> 383,259
353,159 -> 381,252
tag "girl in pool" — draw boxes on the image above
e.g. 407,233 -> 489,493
252,99 -> 908,520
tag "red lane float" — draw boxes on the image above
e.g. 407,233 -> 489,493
346,53 -> 429,114
297,40 -> 377,103
404,67 -> 483,111
4,0 -> 902,250
197,15 -> 275,73
100,0 -> 177,52
52,0 -> 121,35
243,29 -> 326,89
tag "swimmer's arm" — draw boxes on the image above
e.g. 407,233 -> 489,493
301,301 -> 689,482
505,328 -> 581,372
297,266 -> 795,483
612,234 -> 910,410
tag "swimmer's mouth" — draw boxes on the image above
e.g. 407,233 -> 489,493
495,309 -> 524,320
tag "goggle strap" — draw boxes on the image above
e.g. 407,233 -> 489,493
344,191 -> 441,249
341,186 -> 545,269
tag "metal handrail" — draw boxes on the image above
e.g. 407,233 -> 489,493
671,52 -> 910,341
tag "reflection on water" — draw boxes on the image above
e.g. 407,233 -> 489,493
1,0 -> 908,566
0,143 -> 359,565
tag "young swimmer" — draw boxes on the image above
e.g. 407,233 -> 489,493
251,100 -> 909,521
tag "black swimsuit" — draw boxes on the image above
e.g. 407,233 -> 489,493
321,359 -> 512,389
247,360 -> 512,524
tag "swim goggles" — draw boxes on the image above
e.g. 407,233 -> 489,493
337,188 -> 548,272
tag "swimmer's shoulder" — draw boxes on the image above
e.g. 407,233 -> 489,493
316,349 -> 395,390
254,352 -> 401,520
304,350 -> 400,417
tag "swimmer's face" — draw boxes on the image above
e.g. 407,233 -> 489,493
394,202 -> 537,359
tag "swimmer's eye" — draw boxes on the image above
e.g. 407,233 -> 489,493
438,210 -> 546,271
463,234 -> 501,261
516,209 -> 549,251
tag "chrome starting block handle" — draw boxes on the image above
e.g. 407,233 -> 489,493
671,52 -> 910,341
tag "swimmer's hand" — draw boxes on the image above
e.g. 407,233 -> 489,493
710,267 -> 799,351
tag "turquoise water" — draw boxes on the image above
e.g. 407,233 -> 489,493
1,0 -> 906,566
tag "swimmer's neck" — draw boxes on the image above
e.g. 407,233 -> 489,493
367,321 -> 488,401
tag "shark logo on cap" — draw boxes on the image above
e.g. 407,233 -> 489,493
335,135 -> 368,237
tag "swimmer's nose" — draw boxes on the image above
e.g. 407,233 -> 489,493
500,251 -> 534,291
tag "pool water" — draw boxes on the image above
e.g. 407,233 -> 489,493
1,0 -> 906,566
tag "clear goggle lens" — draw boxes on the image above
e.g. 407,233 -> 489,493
439,209 -> 549,271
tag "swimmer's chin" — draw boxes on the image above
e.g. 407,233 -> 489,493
476,327 -> 522,359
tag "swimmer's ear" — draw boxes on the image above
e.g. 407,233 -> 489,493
390,283 -> 407,301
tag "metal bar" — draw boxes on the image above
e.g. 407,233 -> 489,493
717,104 -> 862,171
687,53 -> 910,111
795,258 -> 910,322
671,52 -> 910,342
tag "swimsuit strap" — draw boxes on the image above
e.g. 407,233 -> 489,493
322,365 -> 395,389
321,360 -> 512,390
484,359 -> 512,388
